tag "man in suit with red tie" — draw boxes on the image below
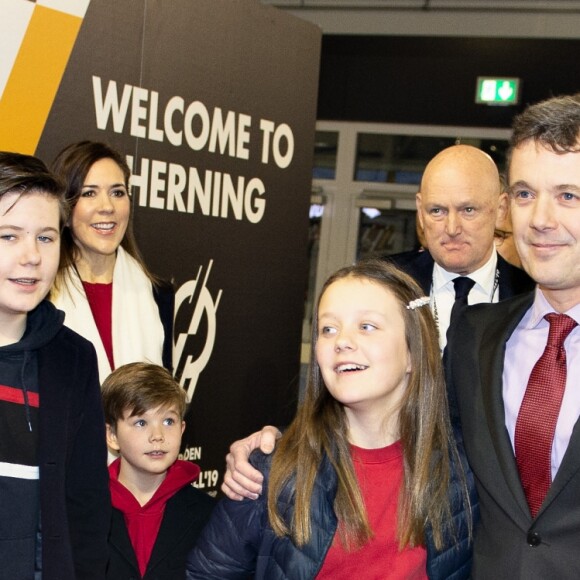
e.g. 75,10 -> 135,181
447,93 -> 580,578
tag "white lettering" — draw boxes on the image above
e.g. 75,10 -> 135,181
259,118 -> 275,164
245,177 -> 266,224
179,446 -> 202,461
272,123 -> 294,169
208,107 -> 236,156
130,86 -> 148,138
167,163 -> 187,212
165,96 -> 184,146
237,114 -> 251,160
148,90 -> 164,142
188,168 -> 212,215
131,156 -> 266,223
184,100 -> 210,151
150,160 -> 167,209
127,155 -> 149,207
91,77 -> 296,165
92,76 -> 132,133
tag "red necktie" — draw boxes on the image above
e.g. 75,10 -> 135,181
515,313 -> 577,518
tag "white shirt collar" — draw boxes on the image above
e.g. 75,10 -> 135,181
432,248 -> 498,296
528,288 -> 580,329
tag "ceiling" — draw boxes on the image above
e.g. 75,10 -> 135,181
262,0 -> 580,38
265,0 -> 580,9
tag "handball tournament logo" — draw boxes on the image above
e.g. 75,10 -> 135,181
174,260 -> 222,401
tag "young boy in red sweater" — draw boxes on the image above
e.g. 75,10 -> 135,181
102,362 -> 215,580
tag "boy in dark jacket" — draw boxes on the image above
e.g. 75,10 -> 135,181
102,362 -> 215,580
0,152 -> 110,579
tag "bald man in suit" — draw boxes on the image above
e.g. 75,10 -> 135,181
388,144 -> 534,350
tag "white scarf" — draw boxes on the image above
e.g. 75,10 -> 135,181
52,247 -> 165,383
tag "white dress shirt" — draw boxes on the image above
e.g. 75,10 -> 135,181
431,249 -> 500,350
503,289 -> 580,480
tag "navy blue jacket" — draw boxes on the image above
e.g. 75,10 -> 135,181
186,436 -> 478,579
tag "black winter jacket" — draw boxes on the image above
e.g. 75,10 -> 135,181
9,301 -> 110,579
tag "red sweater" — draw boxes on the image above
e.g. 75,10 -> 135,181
317,441 -> 427,579
109,459 -> 200,576
82,281 -> 114,370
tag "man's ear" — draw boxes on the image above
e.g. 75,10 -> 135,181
106,423 -> 120,451
416,192 -> 425,229
496,192 -> 509,228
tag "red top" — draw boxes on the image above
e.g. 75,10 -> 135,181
82,281 -> 114,370
109,459 -> 200,576
316,441 -> 427,579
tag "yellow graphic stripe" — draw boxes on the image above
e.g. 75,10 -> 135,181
0,5 -> 83,154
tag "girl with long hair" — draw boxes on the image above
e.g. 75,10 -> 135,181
186,259 -> 476,579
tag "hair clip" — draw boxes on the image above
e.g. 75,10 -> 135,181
406,296 -> 430,310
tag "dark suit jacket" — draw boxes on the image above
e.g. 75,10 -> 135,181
386,249 -> 535,299
107,484 -> 215,580
446,293 -> 580,578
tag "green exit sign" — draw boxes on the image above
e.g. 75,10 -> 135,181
476,77 -> 521,106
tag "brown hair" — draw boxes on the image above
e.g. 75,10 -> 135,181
268,259 -> 467,551
50,141 -> 160,293
102,362 -> 187,428
507,93 -> 580,175
0,151 -> 67,225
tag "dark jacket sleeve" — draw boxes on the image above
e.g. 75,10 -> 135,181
39,327 -> 110,579
425,426 -> 479,580
65,338 -> 111,578
153,279 -> 175,373
186,453 -> 271,579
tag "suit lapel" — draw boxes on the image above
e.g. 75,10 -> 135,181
109,509 -> 140,573
479,294 -> 534,522
146,486 -> 195,572
537,387 -> 580,517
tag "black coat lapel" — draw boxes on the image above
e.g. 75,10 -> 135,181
478,294 -> 534,521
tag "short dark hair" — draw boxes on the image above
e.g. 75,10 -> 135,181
0,151 -> 67,223
507,94 -> 580,175
102,362 -> 187,428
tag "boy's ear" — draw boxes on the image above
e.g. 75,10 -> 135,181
106,423 -> 120,451
181,420 -> 186,436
